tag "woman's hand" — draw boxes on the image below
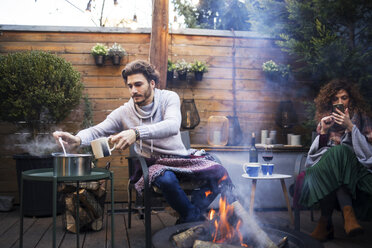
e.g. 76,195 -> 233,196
319,115 -> 334,134
332,108 -> 353,132
109,129 -> 136,150
52,131 -> 81,152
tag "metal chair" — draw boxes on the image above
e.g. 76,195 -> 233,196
126,131 -> 212,248
290,153 -> 315,231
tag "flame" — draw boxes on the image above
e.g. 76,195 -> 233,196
208,209 -> 216,220
218,173 -> 228,184
208,196 -> 249,247
205,190 -> 212,197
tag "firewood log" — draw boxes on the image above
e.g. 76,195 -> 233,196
64,193 -> 75,213
91,185 -> 106,198
231,201 -> 278,248
74,189 -> 102,219
79,181 -> 100,191
78,206 -> 94,226
91,218 -> 103,231
277,236 -> 288,248
65,207 -> 94,234
192,240 -> 242,248
172,223 -> 209,248
65,211 -> 77,233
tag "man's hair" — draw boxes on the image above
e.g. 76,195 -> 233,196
121,60 -> 160,84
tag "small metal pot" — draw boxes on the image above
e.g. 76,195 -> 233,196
52,153 -> 92,176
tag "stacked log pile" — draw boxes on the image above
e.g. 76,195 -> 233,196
58,180 -> 106,233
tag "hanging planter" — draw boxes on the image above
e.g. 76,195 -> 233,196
108,43 -> 126,66
190,60 -> 208,81
93,55 -> 106,66
194,71 -> 204,81
175,59 -> 191,81
167,59 -> 176,81
91,43 -> 108,66
262,60 -> 290,83
167,70 -> 174,81
178,72 -> 187,81
110,55 -> 122,65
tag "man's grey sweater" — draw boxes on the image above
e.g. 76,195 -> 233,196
77,88 -> 189,158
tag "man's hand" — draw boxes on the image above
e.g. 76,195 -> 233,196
332,108 -> 353,132
53,131 -> 81,152
320,115 -> 334,134
109,129 -> 136,150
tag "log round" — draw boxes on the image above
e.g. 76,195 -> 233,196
152,221 -> 324,248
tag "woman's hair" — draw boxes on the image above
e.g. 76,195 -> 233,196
121,60 -> 160,85
314,78 -> 369,122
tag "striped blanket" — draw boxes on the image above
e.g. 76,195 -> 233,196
134,156 -> 231,194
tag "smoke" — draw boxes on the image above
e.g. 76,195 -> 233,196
7,129 -> 60,156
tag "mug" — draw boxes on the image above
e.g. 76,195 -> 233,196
287,133 -> 294,145
261,130 -> 268,144
291,135 -> 301,146
261,163 -> 274,175
269,130 -> 277,144
242,162 -> 260,177
91,137 -> 116,159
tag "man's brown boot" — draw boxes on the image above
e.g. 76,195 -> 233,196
343,206 -> 363,236
310,216 -> 334,242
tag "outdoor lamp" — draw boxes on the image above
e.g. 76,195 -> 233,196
181,99 -> 200,129
275,100 -> 298,129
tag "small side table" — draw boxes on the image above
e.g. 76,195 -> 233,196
242,173 -> 294,225
19,168 -> 114,248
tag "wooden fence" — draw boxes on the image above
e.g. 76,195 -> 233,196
0,25 -> 313,202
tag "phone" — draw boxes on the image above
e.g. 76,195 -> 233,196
332,104 -> 345,113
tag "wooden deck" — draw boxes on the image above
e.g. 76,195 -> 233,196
0,203 -> 371,248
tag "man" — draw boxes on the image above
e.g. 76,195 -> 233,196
54,60 -> 231,223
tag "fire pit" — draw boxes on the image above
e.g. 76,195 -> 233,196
153,221 -> 323,248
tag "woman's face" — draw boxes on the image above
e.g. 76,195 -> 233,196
332,89 -> 350,108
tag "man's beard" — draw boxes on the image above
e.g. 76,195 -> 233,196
133,85 -> 152,106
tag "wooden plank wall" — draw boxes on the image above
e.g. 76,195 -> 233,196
0,28 -> 312,203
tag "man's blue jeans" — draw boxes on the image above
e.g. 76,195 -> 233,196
153,170 -> 219,222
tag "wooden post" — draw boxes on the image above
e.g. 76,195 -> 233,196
149,0 -> 169,89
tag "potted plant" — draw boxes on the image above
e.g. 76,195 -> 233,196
262,60 -> 290,82
0,51 -> 84,216
167,59 -> 176,81
91,43 -> 108,66
175,59 -> 191,81
108,42 -> 127,66
190,60 -> 208,81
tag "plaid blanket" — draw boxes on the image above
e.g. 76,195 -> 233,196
134,156 -> 231,194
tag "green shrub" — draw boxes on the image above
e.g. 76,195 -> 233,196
0,51 -> 84,137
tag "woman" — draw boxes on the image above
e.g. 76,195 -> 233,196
299,78 -> 372,241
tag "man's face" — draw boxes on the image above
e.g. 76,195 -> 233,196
127,73 -> 155,106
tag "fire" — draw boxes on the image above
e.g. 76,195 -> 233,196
205,190 -> 212,197
218,173 -> 228,184
208,196 -> 249,247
